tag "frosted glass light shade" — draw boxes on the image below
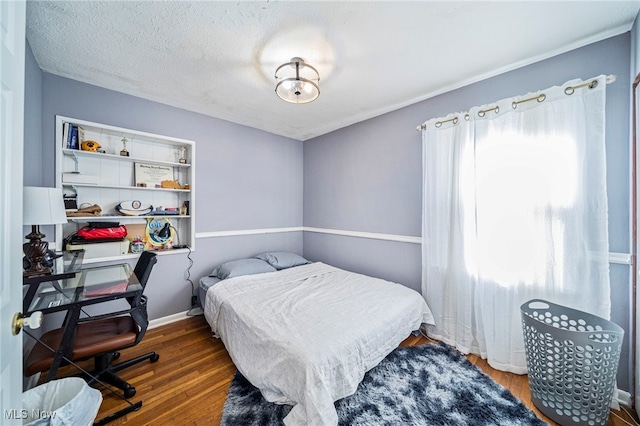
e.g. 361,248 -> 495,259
275,57 -> 320,104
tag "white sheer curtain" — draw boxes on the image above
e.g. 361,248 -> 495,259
421,76 -> 611,373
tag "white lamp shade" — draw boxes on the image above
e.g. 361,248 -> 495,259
23,187 -> 68,225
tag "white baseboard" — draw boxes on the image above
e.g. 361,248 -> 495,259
148,310 -> 191,330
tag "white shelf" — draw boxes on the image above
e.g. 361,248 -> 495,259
55,115 -> 196,257
62,148 -> 191,168
69,215 -> 191,221
61,182 -> 190,192
81,248 -> 192,265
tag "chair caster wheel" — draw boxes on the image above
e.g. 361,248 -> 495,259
111,352 -> 121,361
150,353 -> 160,363
124,387 -> 136,399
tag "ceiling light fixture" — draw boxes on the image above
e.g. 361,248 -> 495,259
274,57 -> 320,104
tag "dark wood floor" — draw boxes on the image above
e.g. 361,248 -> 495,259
51,315 -> 638,425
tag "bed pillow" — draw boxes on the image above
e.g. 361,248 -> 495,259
210,258 -> 276,279
255,251 -> 310,270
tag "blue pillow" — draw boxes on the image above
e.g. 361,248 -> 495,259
255,252 -> 310,270
210,258 -> 276,279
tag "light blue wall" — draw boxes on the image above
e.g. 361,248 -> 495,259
24,33 -> 634,391
304,33 -> 633,391
24,40 -> 42,187
31,71 -> 304,320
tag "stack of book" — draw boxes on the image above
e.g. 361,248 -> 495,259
62,122 -> 85,150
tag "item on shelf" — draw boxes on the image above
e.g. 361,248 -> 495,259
150,207 -> 179,215
66,204 -> 102,217
62,172 -> 98,185
80,140 -> 101,152
63,194 -> 78,211
62,123 -> 73,149
160,180 -> 187,189
66,240 -> 130,259
134,162 -> 173,188
130,237 -> 145,253
178,146 -> 187,164
77,224 -> 127,241
116,200 -> 153,216
87,221 -> 121,228
120,137 -> 129,157
64,233 -> 124,246
145,217 -> 174,248
179,203 -> 187,216
63,123 -> 84,149
63,224 -> 128,258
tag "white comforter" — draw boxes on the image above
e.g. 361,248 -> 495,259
204,262 -> 435,426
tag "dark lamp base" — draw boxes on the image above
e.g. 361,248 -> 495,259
23,266 -> 52,277
23,225 -> 52,277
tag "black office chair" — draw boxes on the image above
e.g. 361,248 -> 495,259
25,251 -> 159,398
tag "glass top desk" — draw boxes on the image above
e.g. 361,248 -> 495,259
23,250 -> 84,313
23,249 -> 84,283
23,259 -> 143,382
26,263 -> 142,314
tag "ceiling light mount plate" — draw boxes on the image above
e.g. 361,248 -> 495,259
275,57 -> 320,104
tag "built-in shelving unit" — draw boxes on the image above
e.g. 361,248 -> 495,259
54,115 -> 196,261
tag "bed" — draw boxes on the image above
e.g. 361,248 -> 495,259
202,252 -> 435,426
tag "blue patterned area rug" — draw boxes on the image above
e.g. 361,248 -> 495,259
221,342 -> 546,425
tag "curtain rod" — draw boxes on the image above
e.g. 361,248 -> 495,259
416,74 -> 617,131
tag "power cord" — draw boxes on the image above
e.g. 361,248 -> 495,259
162,223 -> 201,316
185,246 -> 202,316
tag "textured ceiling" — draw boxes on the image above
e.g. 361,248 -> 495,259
26,1 -> 640,141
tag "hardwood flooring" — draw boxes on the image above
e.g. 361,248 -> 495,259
50,315 -> 638,425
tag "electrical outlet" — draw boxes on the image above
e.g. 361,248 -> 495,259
191,295 -> 198,307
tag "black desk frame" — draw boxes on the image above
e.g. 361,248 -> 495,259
23,253 -> 145,425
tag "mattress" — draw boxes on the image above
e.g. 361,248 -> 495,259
204,262 -> 435,426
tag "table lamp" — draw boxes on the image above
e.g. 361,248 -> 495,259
23,186 -> 68,276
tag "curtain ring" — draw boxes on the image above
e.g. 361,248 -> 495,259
452,117 -> 459,125
435,121 -> 442,128
564,87 -> 575,95
464,114 -> 470,121
537,94 -> 546,103
478,106 -> 499,117
589,80 -> 598,89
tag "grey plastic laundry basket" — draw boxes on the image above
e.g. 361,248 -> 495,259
520,299 -> 623,426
